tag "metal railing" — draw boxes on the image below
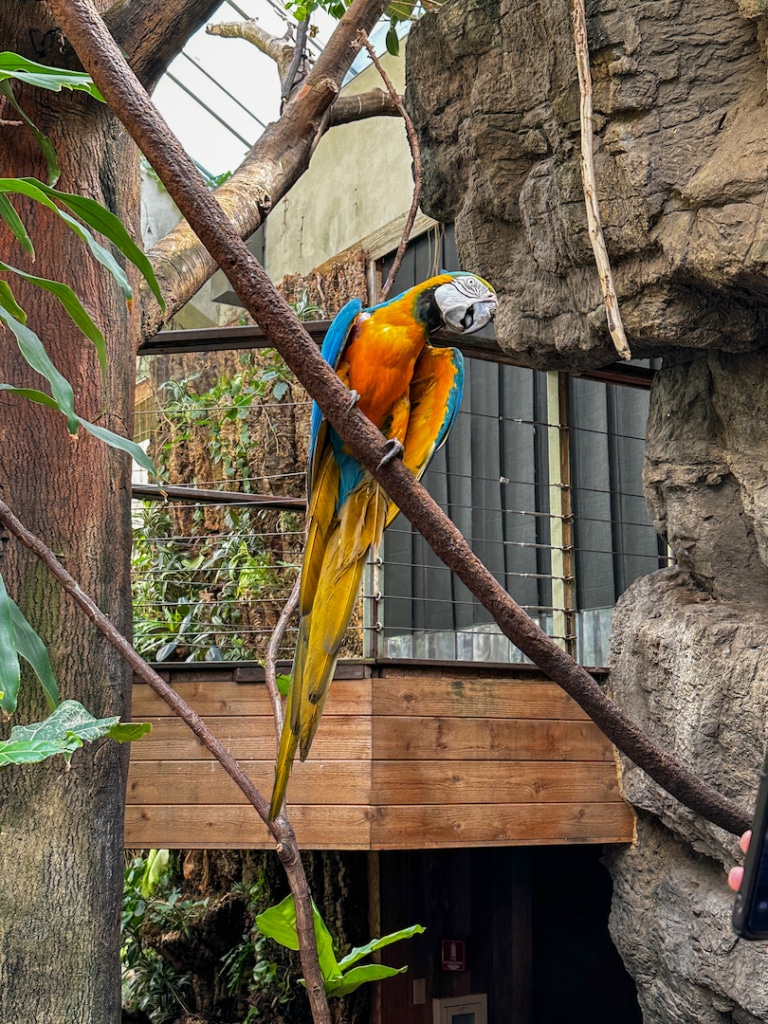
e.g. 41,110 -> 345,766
132,339 -> 665,668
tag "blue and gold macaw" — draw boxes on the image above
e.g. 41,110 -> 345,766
269,272 -> 497,820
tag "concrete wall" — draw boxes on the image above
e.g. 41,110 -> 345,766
265,40 -> 414,281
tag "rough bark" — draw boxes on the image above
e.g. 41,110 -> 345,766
105,0 -> 223,91
0,7 -> 138,1024
406,0 -> 768,369
605,355 -> 768,1021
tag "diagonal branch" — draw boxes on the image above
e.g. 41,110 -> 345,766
51,0 -> 751,840
104,0 -> 222,91
141,0 -> 390,343
0,494 -> 331,1024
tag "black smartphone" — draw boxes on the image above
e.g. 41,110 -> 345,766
733,753 -> 768,939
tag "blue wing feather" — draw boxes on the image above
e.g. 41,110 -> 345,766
432,349 -> 464,459
309,299 -> 362,458
308,298 -> 363,497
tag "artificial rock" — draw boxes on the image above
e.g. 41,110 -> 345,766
407,0 -> 768,1020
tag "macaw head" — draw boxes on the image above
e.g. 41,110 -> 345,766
414,272 -> 497,336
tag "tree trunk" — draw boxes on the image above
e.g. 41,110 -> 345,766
0,7 -> 139,1022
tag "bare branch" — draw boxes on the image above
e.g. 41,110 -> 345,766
357,30 -> 422,301
104,0 -> 222,91
141,0 -> 391,341
572,0 -> 632,361
328,88 -> 401,125
52,0 -> 750,840
0,493 -> 331,1024
206,19 -> 295,80
266,576 -> 301,744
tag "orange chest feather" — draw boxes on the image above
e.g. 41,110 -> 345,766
341,314 -> 428,433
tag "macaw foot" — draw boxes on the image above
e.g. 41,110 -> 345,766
378,438 -> 404,469
346,389 -> 361,412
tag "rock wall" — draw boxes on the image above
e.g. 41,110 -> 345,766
407,0 -> 768,369
407,0 -> 768,1019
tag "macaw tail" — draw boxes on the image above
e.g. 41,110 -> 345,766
269,714 -> 300,820
267,475 -> 387,819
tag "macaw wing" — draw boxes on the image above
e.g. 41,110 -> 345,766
384,345 -> 465,529
308,298 -> 363,488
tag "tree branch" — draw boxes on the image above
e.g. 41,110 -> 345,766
266,576 -> 301,744
140,0 -> 391,343
328,88 -> 401,125
206,18 -> 295,80
0,495 -> 331,1024
51,0 -> 751,840
571,0 -> 631,361
104,0 -> 222,91
357,30 -> 421,301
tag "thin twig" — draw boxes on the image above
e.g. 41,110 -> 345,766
357,30 -> 422,301
571,0 -> 632,361
265,574 -> 301,743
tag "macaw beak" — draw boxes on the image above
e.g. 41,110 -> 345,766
442,295 -> 497,335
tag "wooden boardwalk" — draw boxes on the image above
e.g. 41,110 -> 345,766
125,664 -> 635,849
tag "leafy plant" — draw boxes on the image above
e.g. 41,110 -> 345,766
0,53 -> 157,767
220,878 -> 296,1021
256,895 -> 425,997
122,852 -> 196,1024
0,51 -> 104,185
132,502 -> 288,662
0,700 -> 150,768
132,356 -> 304,662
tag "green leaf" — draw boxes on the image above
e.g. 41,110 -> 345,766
0,279 -> 27,322
385,26 -> 400,56
25,180 -> 165,309
7,595 -> 61,712
0,700 -> 151,769
256,894 -> 301,950
0,81 -> 60,185
0,383 -> 159,481
0,259 -> 107,377
327,963 -> 407,998
0,303 -> 78,431
0,382 -> 61,411
312,902 -> 342,984
256,896 -> 342,983
77,417 -> 158,480
276,673 -> 291,697
0,193 -> 33,255
338,923 -> 426,969
0,572 -> 21,717
141,848 -> 170,899
0,179 -> 131,298
0,52 -> 104,100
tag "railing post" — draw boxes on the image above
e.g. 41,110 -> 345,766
546,371 -> 576,655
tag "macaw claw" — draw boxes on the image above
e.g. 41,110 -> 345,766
378,438 -> 405,468
346,389 -> 361,412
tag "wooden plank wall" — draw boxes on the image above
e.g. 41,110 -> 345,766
125,664 -> 635,849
